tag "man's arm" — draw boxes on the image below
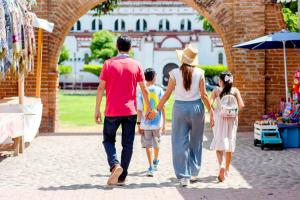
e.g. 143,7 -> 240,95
95,80 -> 106,124
137,110 -> 144,135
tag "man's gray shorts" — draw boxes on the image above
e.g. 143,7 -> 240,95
141,129 -> 161,148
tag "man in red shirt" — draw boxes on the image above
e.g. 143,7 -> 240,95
95,35 -> 154,186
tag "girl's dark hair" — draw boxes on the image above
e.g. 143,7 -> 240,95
180,64 -> 194,91
219,71 -> 233,98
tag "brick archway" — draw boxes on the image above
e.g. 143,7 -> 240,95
1,0 -> 299,132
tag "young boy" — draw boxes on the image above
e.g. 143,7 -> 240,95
137,68 -> 166,177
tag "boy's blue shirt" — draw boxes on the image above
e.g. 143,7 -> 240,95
137,84 -> 164,130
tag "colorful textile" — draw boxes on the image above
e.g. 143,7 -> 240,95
0,0 -> 36,80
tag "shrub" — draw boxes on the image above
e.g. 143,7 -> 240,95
58,45 -> 70,65
83,65 -> 103,77
58,65 -> 72,75
198,65 -> 228,77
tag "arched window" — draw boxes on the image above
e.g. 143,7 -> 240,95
159,19 -> 163,31
76,21 -> 81,31
187,20 -> 192,31
166,20 -> 170,31
71,26 -> 74,31
121,20 -> 125,31
98,20 -> 103,30
136,19 -> 141,32
159,19 -> 170,31
115,19 -> 125,31
136,19 -> 147,32
218,53 -> 224,64
143,19 -> 147,31
180,19 -> 185,31
114,19 -> 119,31
92,19 -> 96,31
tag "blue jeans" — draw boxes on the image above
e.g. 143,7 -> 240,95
103,115 -> 137,181
172,100 -> 205,179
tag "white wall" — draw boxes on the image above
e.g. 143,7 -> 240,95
62,1 -> 226,86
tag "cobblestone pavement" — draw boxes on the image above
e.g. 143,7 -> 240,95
0,129 -> 300,200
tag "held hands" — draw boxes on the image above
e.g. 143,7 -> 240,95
95,110 -> 102,124
138,125 -> 144,135
145,107 -> 157,120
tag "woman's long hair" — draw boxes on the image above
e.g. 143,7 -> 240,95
219,71 -> 233,98
180,64 -> 194,91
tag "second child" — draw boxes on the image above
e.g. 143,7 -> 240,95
210,72 -> 244,182
137,68 -> 166,177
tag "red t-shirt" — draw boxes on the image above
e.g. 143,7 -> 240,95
100,56 -> 145,117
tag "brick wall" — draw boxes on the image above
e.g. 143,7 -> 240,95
0,0 -> 299,132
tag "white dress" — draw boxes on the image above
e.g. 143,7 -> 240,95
210,88 -> 238,152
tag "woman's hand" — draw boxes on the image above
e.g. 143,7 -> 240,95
209,111 -> 215,128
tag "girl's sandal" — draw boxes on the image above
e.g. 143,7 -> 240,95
218,168 -> 225,182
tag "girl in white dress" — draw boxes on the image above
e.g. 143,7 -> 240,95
210,72 -> 244,182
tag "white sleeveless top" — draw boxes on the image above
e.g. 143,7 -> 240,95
169,68 -> 204,101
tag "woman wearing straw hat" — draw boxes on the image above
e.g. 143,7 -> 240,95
156,44 -> 214,187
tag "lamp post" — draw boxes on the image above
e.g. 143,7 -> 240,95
73,52 -> 77,91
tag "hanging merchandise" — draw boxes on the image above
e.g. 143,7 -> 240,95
0,0 -> 36,80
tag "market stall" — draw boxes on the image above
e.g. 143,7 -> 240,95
0,0 -> 54,155
254,70 -> 300,150
0,113 -> 24,156
233,30 -> 300,150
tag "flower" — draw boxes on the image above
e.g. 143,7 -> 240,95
224,75 -> 233,83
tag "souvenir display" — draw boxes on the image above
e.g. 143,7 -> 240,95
254,69 -> 300,149
0,0 -> 36,80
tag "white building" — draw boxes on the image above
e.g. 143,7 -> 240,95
61,0 -> 226,88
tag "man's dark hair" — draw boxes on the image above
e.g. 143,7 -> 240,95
117,35 -> 132,52
144,68 -> 156,82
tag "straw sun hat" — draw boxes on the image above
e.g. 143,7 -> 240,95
176,44 -> 199,66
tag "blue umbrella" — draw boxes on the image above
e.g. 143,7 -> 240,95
233,29 -> 300,103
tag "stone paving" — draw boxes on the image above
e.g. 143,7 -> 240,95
0,128 -> 300,200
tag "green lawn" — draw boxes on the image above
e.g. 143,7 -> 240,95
58,91 -> 210,127
58,92 -> 175,127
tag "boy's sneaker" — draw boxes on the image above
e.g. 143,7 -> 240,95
146,166 -> 154,177
153,160 -> 159,171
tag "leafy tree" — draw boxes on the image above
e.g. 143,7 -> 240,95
196,15 -> 215,32
281,0 -> 299,32
282,7 -> 299,32
90,30 -> 118,63
58,45 -> 70,65
92,0 -> 120,16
